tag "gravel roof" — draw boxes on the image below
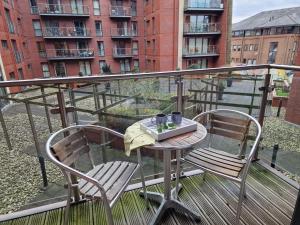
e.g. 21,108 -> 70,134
233,6 -> 300,31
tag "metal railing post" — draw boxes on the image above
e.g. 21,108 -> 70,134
176,75 -> 184,113
0,108 -> 12,151
56,90 -> 81,202
255,67 -> 272,160
25,101 -> 48,188
68,87 -> 78,125
41,87 -> 53,133
93,84 -> 101,122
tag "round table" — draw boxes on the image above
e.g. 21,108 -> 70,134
139,120 -> 207,225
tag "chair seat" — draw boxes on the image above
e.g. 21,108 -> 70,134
185,147 -> 246,178
78,161 -> 138,201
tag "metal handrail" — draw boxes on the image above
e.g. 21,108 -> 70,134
46,48 -> 94,58
0,64 -> 299,88
111,28 -> 133,36
184,0 -> 223,9
37,3 -> 90,15
110,5 -> 131,17
183,45 -> 218,55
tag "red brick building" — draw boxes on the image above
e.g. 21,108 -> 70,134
0,0 -> 231,82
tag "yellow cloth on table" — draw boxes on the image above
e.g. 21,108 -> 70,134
124,122 -> 155,156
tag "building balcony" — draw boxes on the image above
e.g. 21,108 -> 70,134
182,45 -> 219,58
111,28 -> 136,39
110,6 -> 132,18
184,0 -> 224,12
38,3 -> 90,17
43,27 -> 92,39
113,48 -> 135,58
46,49 -> 94,61
184,23 -> 221,35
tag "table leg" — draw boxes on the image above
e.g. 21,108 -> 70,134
139,150 -> 201,225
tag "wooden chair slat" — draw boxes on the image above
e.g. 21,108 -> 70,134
103,162 -> 130,191
211,120 -> 247,133
192,149 -> 244,168
198,148 -> 243,163
52,130 -> 84,154
78,164 -> 105,190
185,154 -> 240,177
209,127 -> 245,141
62,145 -> 90,166
212,114 -> 250,126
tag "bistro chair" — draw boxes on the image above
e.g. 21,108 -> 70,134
46,125 -> 147,225
180,109 -> 261,224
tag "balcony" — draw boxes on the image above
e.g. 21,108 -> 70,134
112,48 -> 134,58
43,27 -> 92,39
182,45 -> 219,58
38,3 -> 90,17
184,0 -> 224,12
46,49 -> 94,61
110,6 -> 132,18
0,64 -> 299,225
184,23 -> 221,35
111,28 -> 135,39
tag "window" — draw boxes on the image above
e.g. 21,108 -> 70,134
11,40 -> 21,63
186,59 -> 207,69
249,44 -> 254,51
268,42 -> 278,64
5,9 -> 15,33
185,37 -> 210,54
99,60 -> 106,74
93,0 -> 100,15
237,45 -> 241,51
243,44 -> 248,51
9,72 -> 16,80
33,20 -> 42,36
97,41 -> 105,56
254,44 -> 258,51
243,58 -> 247,64
55,62 -> 66,77
120,59 -> 130,73
79,61 -> 91,76
253,59 -> 257,65
152,17 -> 155,34
133,60 -> 139,72
29,0 -> 38,14
95,21 -> 102,36
152,39 -> 155,54
131,0 -> 137,16
232,45 -> 237,51
132,41 -> 138,55
1,40 -> 8,49
17,68 -> 24,80
37,42 -> 46,57
255,29 -> 262,36
27,64 -> 32,70
42,63 -> 50,77
247,59 -> 252,65
132,21 -> 138,36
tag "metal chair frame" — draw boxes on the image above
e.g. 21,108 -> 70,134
179,109 -> 261,225
46,125 -> 148,225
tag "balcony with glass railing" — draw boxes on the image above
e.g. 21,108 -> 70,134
46,49 -> 94,60
182,45 -> 219,57
43,27 -> 92,39
112,48 -> 134,58
184,0 -> 224,12
111,28 -> 136,39
110,6 -> 132,18
184,23 -> 221,35
37,3 -> 90,17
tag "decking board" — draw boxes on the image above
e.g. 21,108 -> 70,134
0,163 -> 297,225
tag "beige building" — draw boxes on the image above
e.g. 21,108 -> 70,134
231,7 -> 300,66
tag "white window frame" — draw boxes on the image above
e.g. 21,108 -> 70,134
93,0 -> 100,15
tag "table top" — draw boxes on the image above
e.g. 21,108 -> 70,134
141,119 -> 207,151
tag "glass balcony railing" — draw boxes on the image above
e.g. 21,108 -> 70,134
0,64 -> 299,220
46,48 -> 94,60
112,47 -> 134,58
110,28 -> 135,38
184,23 -> 221,34
110,6 -> 132,18
182,45 -> 218,57
43,27 -> 91,38
184,0 -> 224,10
37,3 -> 90,16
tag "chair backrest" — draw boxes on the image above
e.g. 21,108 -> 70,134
46,125 -> 124,171
193,109 -> 261,160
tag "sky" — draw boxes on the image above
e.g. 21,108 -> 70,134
233,0 -> 300,23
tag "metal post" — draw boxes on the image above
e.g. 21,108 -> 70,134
176,76 -> 183,113
255,68 -> 272,160
25,102 -> 48,188
68,87 -> 78,125
41,87 -> 53,133
0,108 -> 12,150
93,84 -> 101,122
271,144 -> 279,168
57,91 -> 81,202
277,99 -> 282,117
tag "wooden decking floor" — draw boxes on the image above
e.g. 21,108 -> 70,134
0,163 -> 297,225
